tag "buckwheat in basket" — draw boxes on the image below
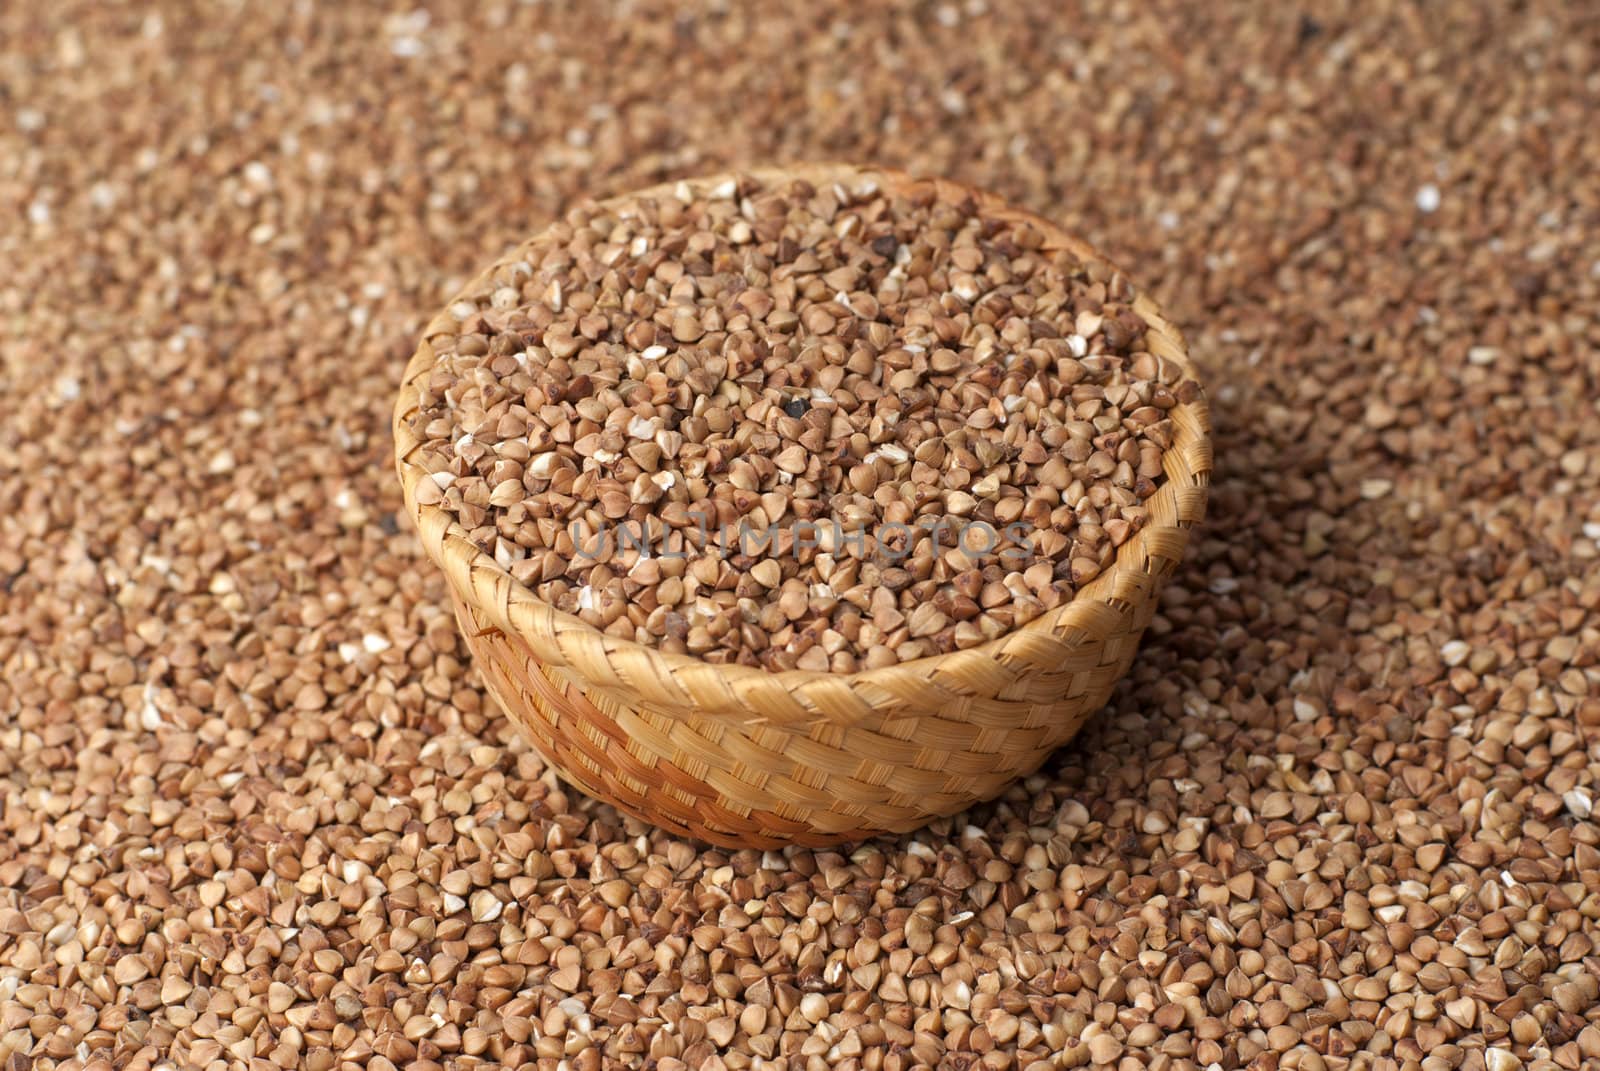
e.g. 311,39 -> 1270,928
393,165 -> 1211,847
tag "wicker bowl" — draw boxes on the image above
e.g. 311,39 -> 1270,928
393,165 -> 1211,847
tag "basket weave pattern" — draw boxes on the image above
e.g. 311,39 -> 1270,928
394,166 -> 1212,848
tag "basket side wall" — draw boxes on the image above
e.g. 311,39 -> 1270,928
451,591 -> 1154,847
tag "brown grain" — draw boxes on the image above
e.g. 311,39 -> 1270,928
2,2 -> 1599,1070
408,169 -> 1186,669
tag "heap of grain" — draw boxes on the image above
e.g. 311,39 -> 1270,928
408,173 -> 1196,670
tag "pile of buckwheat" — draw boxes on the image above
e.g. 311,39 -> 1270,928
409,172 -> 1195,669
3,3 -> 1599,1071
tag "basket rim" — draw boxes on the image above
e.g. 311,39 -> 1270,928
392,162 -> 1213,724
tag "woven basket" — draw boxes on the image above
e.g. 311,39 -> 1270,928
393,165 -> 1211,848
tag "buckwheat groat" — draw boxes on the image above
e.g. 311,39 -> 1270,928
12,3 -> 1600,1068
409,172 -> 1195,670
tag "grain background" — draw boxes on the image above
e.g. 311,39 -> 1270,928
2,2 -> 1598,1070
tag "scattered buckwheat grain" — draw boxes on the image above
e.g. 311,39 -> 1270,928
2,3 -> 1598,1071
